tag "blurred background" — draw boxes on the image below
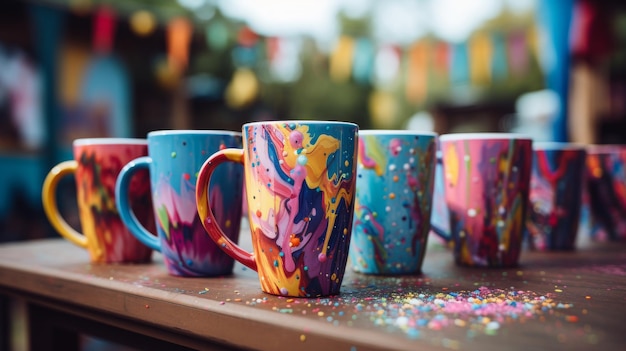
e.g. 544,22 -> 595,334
0,0 -> 625,243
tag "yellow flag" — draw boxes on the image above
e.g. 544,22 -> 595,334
329,35 -> 355,83
469,33 -> 493,85
369,90 -> 398,129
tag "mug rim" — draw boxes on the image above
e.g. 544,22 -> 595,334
243,120 -> 359,128
148,130 -> 242,137
73,138 -> 147,146
586,144 -> 626,154
533,142 -> 587,151
359,130 -> 438,137
439,133 -> 532,141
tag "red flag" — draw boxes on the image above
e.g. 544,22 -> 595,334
93,6 -> 115,54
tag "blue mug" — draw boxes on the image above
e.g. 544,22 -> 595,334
116,130 -> 244,276
350,130 -> 437,274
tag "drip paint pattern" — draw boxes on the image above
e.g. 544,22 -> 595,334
527,148 -> 586,250
154,174 -> 242,276
442,139 -> 532,267
149,133 -> 244,276
244,122 -> 357,297
351,134 -> 437,274
586,146 -> 626,241
75,146 -> 154,263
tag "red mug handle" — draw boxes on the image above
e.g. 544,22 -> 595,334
196,148 -> 257,271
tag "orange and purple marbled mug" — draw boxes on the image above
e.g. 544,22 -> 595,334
197,121 -> 358,297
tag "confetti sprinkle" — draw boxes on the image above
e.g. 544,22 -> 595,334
565,315 -> 579,323
258,285 -> 577,341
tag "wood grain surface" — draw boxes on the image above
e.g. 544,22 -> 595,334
0,233 -> 625,351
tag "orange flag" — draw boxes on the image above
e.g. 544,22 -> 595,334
406,40 -> 429,104
167,17 -> 193,73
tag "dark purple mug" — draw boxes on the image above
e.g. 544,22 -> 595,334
527,143 -> 586,251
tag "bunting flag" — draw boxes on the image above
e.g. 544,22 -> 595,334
237,26 -> 259,47
507,30 -> 529,77
373,45 -> 401,88
450,42 -> 469,85
93,6 -> 116,54
469,33 -> 493,85
167,17 -> 193,73
225,67 -> 259,109
406,40 -> 429,104
206,20 -> 230,51
231,45 -> 258,68
491,32 -> 508,81
433,41 -> 450,79
352,38 -> 374,85
369,90 -> 398,128
266,37 -> 280,64
130,10 -> 156,37
526,25 -> 540,63
266,37 -> 301,82
329,35 -> 355,83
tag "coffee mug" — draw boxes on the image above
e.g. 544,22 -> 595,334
527,142 -> 586,250
350,130 -> 437,275
116,130 -> 244,276
585,145 -> 626,241
42,138 -> 154,263
431,133 -> 533,267
196,121 -> 358,297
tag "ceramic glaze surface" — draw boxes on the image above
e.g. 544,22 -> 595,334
197,121 -> 358,297
350,133 -> 436,274
42,141 -> 154,263
118,132 -> 244,276
242,122 -> 358,296
527,148 -> 586,250
152,133 -> 244,276
76,143 -> 153,263
441,138 -> 532,267
586,146 -> 626,241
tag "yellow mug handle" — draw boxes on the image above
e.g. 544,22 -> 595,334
41,160 -> 89,248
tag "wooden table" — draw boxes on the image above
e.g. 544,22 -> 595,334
0,235 -> 625,351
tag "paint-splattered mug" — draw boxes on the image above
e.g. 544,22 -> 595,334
116,130 -> 244,276
527,143 -> 586,250
432,133 -> 533,267
585,145 -> 626,241
42,138 -> 154,263
197,121 -> 358,297
350,130 -> 437,275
